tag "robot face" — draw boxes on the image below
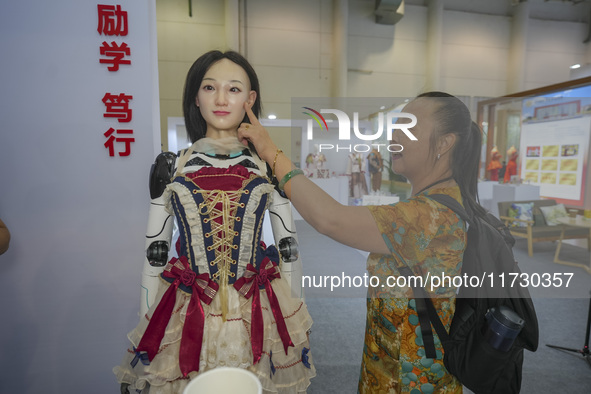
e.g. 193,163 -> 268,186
196,58 -> 256,138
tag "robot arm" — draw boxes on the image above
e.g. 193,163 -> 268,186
269,189 -> 305,300
139,151 -> 176,317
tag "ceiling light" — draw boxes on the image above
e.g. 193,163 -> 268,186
570,64 -> 581,69
268,114 -> 277,120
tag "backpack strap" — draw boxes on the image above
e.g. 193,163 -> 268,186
398,264 -> 452,359
428,193 -> 471,223
395,193 -> 468,359
423,193 -> 472,343
397,265 -> 438,359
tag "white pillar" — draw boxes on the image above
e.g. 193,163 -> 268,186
507,1 -> 529,94
426,0 -> 443,92
225,0 -> 240,52
332,0 -> 348,97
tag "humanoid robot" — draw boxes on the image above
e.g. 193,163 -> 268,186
116,50 -> 314,393
140,149 -> 305,318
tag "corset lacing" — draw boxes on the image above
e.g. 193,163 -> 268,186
195,187 -> 247,321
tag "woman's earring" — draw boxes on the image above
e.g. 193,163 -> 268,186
437,153 -> 441,160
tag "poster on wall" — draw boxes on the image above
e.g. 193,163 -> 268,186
520,86 -> 591,205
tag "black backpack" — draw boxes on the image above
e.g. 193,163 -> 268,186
397,193 -> 539,394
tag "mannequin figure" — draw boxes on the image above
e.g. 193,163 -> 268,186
487,146 -> 503,181
367,148 -> 384,194
306,145 -> 329,178
347,152 -> 368,199
504,146 -> 518,183
314,146 -> 328,178
114,51 -> 315,393
305,153 -> 314,169
312,144 -> 326,170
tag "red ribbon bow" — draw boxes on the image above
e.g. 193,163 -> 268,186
233,257 -> 294,364
134,256 -> 218,377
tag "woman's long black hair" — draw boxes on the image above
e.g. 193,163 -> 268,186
182,50 -> 262,143
417,91 -> 488,220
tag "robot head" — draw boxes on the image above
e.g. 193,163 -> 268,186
182,51 -> 263,143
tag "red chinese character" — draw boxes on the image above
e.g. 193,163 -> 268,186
102,93 -> 133,122
100,41 -> 131,71
97,4 -> 128,36
104,128 -> 135,157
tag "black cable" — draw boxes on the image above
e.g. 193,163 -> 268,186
268,211 -> 296,234
146,215 -> 173,239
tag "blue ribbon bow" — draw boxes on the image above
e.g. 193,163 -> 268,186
130,347 -> 150,368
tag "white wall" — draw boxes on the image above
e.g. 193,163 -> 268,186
247,0 -> 334,120
156,0 -> 591,150
441,10 -> 511,96
525,18 -> 588,90
348,2 -> 429,98
156,0 -> 226,146
0,1 -> 160,392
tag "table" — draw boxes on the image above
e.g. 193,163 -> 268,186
554,216 -> 591,274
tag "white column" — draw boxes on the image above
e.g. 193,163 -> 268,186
332,0 -> 348,97
225,0 -> 240,52
507,1 -> 530,94
426,0 -> 443,92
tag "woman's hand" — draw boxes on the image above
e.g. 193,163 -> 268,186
238,102 -> 278,163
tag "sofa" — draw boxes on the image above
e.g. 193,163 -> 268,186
497,199 -> 590,256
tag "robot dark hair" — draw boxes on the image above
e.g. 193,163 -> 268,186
182,50 -> 263,142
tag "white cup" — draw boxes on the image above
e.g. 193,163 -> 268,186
183,367 -> 262,394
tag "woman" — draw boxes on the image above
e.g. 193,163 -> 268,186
114,51 -> 315,393
239,92 -> 486,393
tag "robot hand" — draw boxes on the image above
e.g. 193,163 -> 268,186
139,151 -> 176,317
269,189 -> 304,300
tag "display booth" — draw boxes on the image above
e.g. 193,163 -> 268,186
478,76 -> 591,209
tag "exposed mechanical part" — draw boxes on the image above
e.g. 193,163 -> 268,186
278,236 -> 299,263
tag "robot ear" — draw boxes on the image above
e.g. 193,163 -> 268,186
247,90 -> 257,107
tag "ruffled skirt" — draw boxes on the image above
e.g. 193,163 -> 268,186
113,277 -> 315,393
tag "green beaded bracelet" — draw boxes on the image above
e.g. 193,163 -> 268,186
278,169 -> 304,191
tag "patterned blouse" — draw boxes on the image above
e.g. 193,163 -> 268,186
358,186 -> 466,394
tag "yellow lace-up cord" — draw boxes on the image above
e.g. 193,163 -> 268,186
196,188 -> 246,321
